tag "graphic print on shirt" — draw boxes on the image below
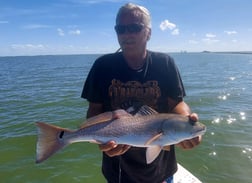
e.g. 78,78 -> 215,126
109,79 -> 161,110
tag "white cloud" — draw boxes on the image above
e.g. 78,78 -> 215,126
202,38 -> 219,44
160,20 -> 176,31
69,29 -> 81,35
171,29 -> 179,35
7,44 -> 52,56
206,33 -> 216,38
11,44 -> 46,50
202,33 -> 219,44
189,40 -> 199,44
57,28 -> 65,36
224,30 -> 237,35
159,20 -> 179,35
75,0 -> 127,4
57,28 -> 81,36
22,24 -> 50,29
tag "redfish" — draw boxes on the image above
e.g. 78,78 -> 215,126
35,106 -> 206,164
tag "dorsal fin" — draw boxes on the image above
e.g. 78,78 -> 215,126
134,105 -> 158,117
80,109 -> 131,129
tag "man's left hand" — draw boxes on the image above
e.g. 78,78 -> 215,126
176,113 -> 202,149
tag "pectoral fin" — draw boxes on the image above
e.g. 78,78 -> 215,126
146,146 -> 162,164
145,132 -> 163,146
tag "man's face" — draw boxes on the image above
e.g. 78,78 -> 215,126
115,11 -> 151,55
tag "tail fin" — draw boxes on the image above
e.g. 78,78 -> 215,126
35,122 -> 72,163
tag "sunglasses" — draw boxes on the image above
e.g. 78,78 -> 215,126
114,23 -> 144,35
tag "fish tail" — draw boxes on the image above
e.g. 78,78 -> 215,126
35,122 -> 71,163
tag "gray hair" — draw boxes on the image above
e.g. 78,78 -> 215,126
116,3 -> 152,28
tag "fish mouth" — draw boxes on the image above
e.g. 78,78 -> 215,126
193,126 -> 207,136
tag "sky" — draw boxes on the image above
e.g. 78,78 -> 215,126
0,0 -> 252,56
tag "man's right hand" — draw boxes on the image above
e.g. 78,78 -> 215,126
99,141 -> 131,157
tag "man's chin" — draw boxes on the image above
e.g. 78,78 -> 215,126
121,44 -> 136,51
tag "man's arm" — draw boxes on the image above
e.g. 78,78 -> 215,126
86,102 -> 103,118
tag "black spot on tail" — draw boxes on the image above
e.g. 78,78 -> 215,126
59,131 -> 64,138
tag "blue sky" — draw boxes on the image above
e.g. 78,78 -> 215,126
0,0 -> 252,56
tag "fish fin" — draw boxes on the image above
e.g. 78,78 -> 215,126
146,146 -> 162,164
134,105 -> 158,117
35,122 -> 72,163
89,139 -> 102,144
80,109 -> 131,128
80,111 -> 113,128
112,109 -> 132,119
145,132 -> 163,145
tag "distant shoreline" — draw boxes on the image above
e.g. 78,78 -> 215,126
202,51 -> 252,55
1,51 -> 252,58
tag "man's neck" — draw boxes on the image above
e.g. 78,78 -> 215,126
123,50 -> 147,70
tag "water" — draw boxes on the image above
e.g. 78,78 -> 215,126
0,53 -> 251,183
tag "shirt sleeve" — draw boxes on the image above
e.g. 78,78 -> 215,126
81,59 -> 103,103
167,56 -> 186,101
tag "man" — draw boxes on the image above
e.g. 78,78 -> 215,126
82,3 -> 202,183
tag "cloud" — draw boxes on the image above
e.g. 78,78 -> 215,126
224,30 -> 237,35
72,0 -> 128,4
171,29 -> 179,35
22,24 -> 50,29
160,20 -> 176,31
160,20 -> 179,35
202,38 -> 219,44
206,33 -> 216,38
57,28 -> 81,36
203,33 -> 219,44
11,44 -> 46,50
57,28 -> 65,36
8,44 -> 51,56
189,40 -> 199,44
69,29 -> 81,35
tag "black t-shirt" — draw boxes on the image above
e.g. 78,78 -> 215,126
81,51 -> 186,183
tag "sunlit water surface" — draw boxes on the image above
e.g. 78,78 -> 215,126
1,53 -> 251,183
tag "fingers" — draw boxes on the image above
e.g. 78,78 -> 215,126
178,113 -> 202,149
99,141 -> 117,151
162,145 -> 171,151
189,113 -> 199,122
98,141 -> 131,157
105,144 -> 131,157
177,136 -> 202,149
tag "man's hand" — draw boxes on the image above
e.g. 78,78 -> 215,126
99,141 -> 131,157
176,113 -> 202,149
176,136 -> 202,149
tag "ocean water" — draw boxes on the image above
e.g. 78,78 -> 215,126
0,53 -> 251,183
